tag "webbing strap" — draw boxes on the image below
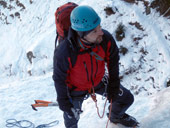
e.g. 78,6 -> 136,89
78,39 -> 104,61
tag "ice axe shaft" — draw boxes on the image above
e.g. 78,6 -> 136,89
31,100 -> 58,111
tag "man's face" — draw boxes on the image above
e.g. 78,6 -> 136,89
83,25 -> 104,44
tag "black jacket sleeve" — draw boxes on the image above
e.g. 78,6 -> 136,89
53,41 -> 73,113
104,31 -> 120,101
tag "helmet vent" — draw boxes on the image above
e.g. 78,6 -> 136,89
82,19 -> 88,24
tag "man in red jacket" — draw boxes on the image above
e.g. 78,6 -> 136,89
53,5 -> 138,128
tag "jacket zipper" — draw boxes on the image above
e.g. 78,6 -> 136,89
83,61 -> 89,81
90,55 -> 94,86
94,60 -> 98,78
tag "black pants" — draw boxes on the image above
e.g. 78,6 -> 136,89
63,82 -> 134,128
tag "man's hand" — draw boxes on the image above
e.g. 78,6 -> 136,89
107,86 -> 119,102
67,108 -> 82,120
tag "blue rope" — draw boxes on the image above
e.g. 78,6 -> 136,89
6,119 -> 59,128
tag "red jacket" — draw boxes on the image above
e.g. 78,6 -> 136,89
67,41 -> 106,91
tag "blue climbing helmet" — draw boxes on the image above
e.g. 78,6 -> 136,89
70,5 -> 101,32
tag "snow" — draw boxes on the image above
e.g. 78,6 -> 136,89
0,0 -> 170,128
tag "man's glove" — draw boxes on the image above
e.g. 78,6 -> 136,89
67,108 -> 82,120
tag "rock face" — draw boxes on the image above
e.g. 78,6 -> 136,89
150,0 -> 170,17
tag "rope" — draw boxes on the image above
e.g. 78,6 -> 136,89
90,87 -> 113,128
6,119 -> 59,128
94,98 -> 108,118
36,120 -> 59,128
106,99 -> 112,128
90,87 -> 107,118
6,119 -> 35,128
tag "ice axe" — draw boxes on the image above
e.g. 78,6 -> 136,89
31,100 -> 58,111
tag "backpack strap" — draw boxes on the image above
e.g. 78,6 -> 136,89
67,39 -> 78,68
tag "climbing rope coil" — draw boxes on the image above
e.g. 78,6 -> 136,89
6,119 -> 59,128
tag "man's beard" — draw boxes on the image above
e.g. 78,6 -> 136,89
83,35 -> 103,44
96,35 -> 103,44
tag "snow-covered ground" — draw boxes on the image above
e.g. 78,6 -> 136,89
0,0 -> 170,127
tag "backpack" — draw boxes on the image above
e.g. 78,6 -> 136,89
54,2 -> 78,47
